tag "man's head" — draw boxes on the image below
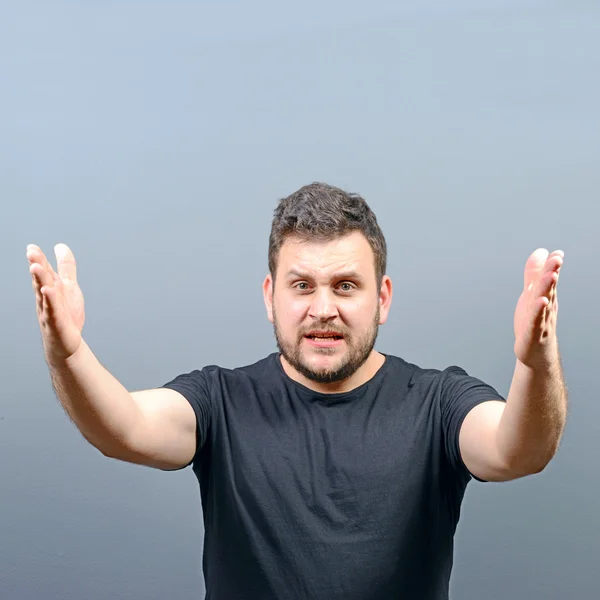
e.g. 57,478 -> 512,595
263,182 -> 392,386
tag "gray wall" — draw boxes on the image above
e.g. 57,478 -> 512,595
2,1 -> 598,598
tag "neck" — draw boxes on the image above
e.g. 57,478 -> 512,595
279,350 -> 386,394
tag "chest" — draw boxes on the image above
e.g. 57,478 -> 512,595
211,391 -> 442,524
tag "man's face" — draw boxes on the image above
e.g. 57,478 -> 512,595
264,231 -> 392,384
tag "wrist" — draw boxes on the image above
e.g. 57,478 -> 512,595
46,338 -> 87,373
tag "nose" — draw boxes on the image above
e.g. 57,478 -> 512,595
308,288 -> 339,321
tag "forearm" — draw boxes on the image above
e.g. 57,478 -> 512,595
47,339 -> 143,456
496,356 -> 568,474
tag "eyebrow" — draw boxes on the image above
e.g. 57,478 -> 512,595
286,269 -> 364,282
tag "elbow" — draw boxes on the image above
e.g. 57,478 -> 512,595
533,452 -> 558,474
98,445 -> 117,459
79,432 -> 119,460
510,454 -> 554,478
96,440 -> 128,461
530,461 -> 548,475
504,437 -> 562,478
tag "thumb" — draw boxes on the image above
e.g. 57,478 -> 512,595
55,243 -> 77,282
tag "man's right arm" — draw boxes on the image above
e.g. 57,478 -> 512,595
50,338 -> 197,470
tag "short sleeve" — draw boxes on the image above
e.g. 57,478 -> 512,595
439,366 -> 506,481
160,368 -> 213,469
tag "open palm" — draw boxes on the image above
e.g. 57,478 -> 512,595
27,243 -> 85,364
513,248 -> 563,369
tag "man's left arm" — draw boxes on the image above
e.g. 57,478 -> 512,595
459,248 -> 568,482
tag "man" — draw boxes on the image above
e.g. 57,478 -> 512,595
27,182 -> 567,599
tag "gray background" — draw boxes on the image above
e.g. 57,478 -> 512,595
1,1 -> 598,598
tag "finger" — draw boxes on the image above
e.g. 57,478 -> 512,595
29,262 -> 55,287
41,285 -> 53,325
26,245 -> 44,267
27,246 -> 49,316
550,281 -> 560,314
41,284 -> 59,322
524,248 -> 549,289
37,246 -> 59,280
31,269 -> 43,316
542,252 -> 564,275
528,296 -> 549,340
55,243 -> 77,282
30,262 -> 54,290
540,299 -> 552,338
26,243 -> 43,255
27,245 -> 59,281
30,264 -> 52,317
26,244 -> 44,266
536,269 -> 558,299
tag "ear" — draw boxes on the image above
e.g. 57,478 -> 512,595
378,275 -> 393,325
263,273 -> 274,323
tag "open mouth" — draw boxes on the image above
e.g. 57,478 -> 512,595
304,332 -> 344,345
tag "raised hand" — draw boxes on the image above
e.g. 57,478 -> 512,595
513,248 -> 564,370
27,243 -> 85,366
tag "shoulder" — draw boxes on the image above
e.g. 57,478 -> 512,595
383,354 -> 448,386
162,353 -> 278,393
178,353 -> 280,387
384,355 -> 483,394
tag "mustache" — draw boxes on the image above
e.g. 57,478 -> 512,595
299,328 -> 348,337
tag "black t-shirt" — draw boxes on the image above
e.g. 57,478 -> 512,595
161,352 -> 505,600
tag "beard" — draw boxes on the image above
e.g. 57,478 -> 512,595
272,304 -> 381,384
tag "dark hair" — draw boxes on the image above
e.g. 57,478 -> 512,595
268,182 -> 387,284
